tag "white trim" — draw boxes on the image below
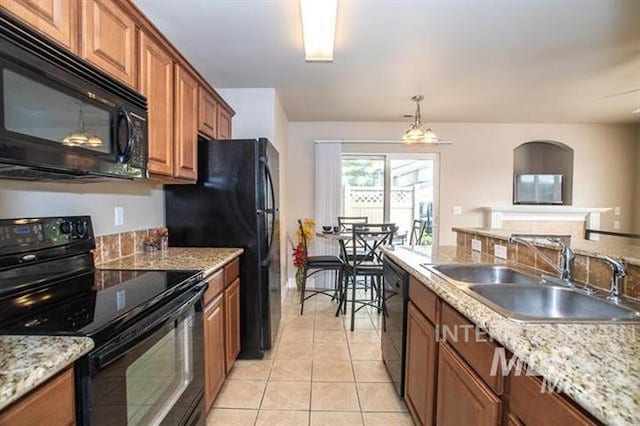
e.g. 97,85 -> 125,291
315,139 -> 453,145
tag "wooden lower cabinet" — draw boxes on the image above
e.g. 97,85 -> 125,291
204,293 -> 226,411
436,343 -> 501,426
0,368 -> 75,425
405,302 -> 438,426
224,277 -> 241,373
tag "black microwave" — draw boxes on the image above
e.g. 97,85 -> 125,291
0,11 -> 148,181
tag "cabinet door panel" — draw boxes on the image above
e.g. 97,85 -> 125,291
174,65 -> 198,180
436,343 -> 501,426
405,302 -> 437,426
0,368 -> 75,425
0,0 -> 78,52
198,87 -> 218,139
217,107 -> 231,139
139,31 -> 174,176
204,294 -> 226,410
81,0 -> 136,87
224,278 -> 240,372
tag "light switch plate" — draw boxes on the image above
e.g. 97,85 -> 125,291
613,220 -> 620,230
452,205 -> 462,215
114,206 -> 124,227
494,244 -> 507,260
614,206 -> 621,216
471,238 -> 482,252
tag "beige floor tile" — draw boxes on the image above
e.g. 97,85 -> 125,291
349,318 -> 376,330
280,328 -> 314,343
228,360 -> 273,380
310,411 -> 364,426
352,360 -> 391,382
255,410 -> 310,426
313,342 -> 350,361
314,303 -> 341,316
312,360 -> 354,382
357,383 -> 406,412
261,381 -> 311,410
314,329 -> 347,343
346,330 -> 380,343
311,382 -> 360,411
349,343 -> 382,361
362,412 -> 414,425
270,359 -> 313,381
315,316 -> 345,330
285,316 -> 315,330
277,340 -> 313,360
213,380 -> 266,409
206,408 -> 258,425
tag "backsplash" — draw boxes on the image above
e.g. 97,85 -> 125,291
455,229 -> 640,300
93,227 -> 167,265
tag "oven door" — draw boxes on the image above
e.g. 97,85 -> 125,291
85,290 -> 205,426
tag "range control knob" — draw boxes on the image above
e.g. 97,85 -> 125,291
59,221 -> 72,234
74,221 -> 87,237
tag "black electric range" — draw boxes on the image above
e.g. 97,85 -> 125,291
0,216 -> 207,426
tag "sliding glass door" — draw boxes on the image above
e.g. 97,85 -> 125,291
341,154 -> 438,245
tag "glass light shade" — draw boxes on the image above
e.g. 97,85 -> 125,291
62,132 -> 89,146
401,126 -> 439,144
86,134 -> 104,147
300,0 -> 337,62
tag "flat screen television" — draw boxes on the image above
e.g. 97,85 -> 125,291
514,174 -> 563,204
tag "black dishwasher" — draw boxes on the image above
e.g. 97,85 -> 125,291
382,256 -> 409,398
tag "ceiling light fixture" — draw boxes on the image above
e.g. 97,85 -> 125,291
300,0 -> 337,62
401,95 -> 440,144
632,108 -> 640,114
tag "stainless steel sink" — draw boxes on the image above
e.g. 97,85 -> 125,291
468,285 -> 640,323
430,264 -> 541,285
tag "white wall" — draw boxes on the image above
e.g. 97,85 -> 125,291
217,88 -> 291,297
287,121 -> 638,278
635,125 -> 640,230
0,180 -> 164,235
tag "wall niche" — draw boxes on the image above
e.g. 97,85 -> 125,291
513,141 -> 574,205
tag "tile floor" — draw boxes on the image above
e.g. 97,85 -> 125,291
206,290 -> 414,425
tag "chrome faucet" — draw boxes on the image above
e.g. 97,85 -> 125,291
508,234 -> 574,281
603,256 -> 626,303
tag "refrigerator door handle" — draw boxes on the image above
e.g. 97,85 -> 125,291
261,157 -> 277,266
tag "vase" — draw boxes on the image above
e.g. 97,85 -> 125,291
295,268 -> 305,291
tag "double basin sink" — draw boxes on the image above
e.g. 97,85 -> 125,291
424,264 -> 640,323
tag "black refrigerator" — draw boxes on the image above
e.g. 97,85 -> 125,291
165,138 -> 281,358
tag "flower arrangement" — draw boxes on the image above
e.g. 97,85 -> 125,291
291,218 -> 316,291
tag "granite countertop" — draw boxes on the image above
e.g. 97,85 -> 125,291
383,245 -> 640,426
0,335 -> 94,411
453,227 -> 640,266
98,247 -> 244,277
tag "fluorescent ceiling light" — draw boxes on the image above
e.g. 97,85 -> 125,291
300,0 -> 337,62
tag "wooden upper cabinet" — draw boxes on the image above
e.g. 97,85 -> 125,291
224,277 -> 241,373
174,65 -> 198,180
217,106 -> 232,139
198,87 -> 218,139
0,0 -> 78,53
80,0 -> 136,87
139,31 -> 174,176
436,343 -> 501,426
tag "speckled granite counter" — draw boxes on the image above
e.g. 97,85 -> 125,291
453,227 -> 640,266
383,245 -> 640,426
97,247 -> 243,277
0,335 -> 93,411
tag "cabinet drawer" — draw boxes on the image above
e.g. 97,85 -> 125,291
509,373 -> 598,426
408,276 -> 438,324
203,269 -> 224,305
225,258 -> 239,286
440,303 -> 504,395
0,368 -> 75,426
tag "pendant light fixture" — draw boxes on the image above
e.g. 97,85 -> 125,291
62,103 -> 103,148
401,95 -> 439,144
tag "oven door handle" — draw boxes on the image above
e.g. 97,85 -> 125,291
94,285 -> 206,370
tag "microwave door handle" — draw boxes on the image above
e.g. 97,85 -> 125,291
117,107 -> 134,163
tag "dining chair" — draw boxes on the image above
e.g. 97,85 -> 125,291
410,219 -> 428,245
337,216 -> 368,232
297,219 -> 345,315
336,223 -> 394,331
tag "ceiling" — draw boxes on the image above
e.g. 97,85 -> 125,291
134,0 -> 640,124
